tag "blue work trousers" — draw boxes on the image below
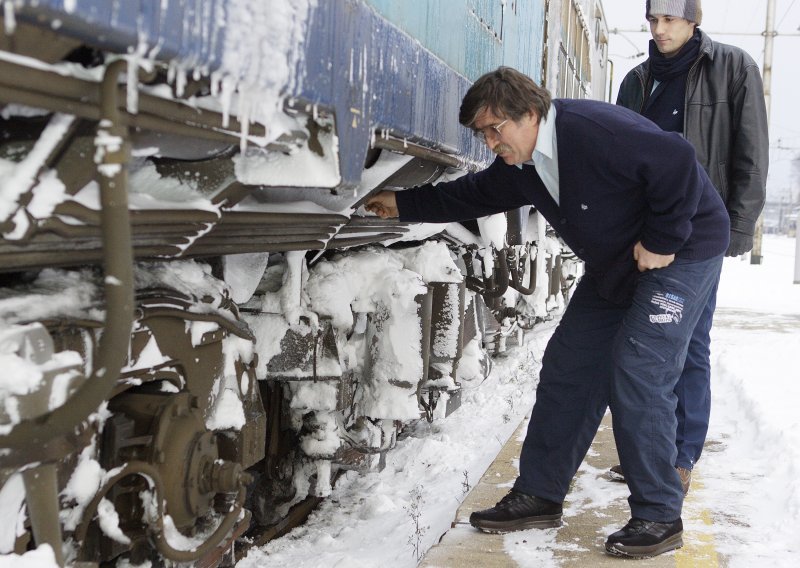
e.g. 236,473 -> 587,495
513,254 -> 724,521
674,275 -> 719,469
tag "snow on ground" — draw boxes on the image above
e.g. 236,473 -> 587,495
692,235 -> 800,566
239,234 -> 800,567
2,237 -> 797,567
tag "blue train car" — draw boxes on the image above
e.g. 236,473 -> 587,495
0,1 -> 608,565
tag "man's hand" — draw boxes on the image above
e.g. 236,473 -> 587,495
633,241 -> 675,272
725,230 -> 753,257
364,191 -> 399,219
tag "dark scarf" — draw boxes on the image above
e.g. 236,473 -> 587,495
642,30 -> 702,133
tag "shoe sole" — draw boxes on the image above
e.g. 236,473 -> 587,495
608,471 -> 626,483
470,514 -> 563,534
604,532 -> 683,558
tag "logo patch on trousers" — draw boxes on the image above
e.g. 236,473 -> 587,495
649,291 -> 685,324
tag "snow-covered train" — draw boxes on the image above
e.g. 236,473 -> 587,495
0,1 -> 608,565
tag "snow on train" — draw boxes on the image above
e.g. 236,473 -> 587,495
0,0 -> 608,565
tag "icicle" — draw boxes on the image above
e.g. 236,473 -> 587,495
219,75 -> 235,130
3,0 -> 16,34
238,91 -> 252,153
281,250 -> 308,326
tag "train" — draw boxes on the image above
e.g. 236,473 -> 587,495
0,0 -> 609,565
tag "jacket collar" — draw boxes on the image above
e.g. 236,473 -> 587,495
697,29 -> 714,61
635,28 -> 713,80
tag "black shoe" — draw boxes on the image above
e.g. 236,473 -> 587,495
608,464 -> 625,482
469,489 -> 562,533
605,517 -> 683,558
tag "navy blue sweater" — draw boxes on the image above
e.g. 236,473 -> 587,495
396,99 -> 730,303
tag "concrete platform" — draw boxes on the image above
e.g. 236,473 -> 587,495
421,414 -> 726,567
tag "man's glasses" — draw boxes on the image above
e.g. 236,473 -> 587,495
473,119 -> 509,142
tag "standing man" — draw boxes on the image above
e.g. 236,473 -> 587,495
366,67 -> 730,558
614,0 -> 769,493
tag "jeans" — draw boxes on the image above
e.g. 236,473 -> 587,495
674,276 -> 719,470
513,254 -> 724,521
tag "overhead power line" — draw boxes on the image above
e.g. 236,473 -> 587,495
776,0 -> 797,29
611,27 -> 800,37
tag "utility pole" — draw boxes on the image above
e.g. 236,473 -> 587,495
751,0 -> 776,265
795,216 -> 800,283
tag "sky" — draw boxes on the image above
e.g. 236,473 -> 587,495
602,0 -> 800,203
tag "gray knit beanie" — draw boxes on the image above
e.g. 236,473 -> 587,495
646,0 -> 703,25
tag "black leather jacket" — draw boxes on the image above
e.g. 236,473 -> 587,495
617,30 -> 768,236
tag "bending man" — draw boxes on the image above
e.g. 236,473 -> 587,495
367,67 -> 729,558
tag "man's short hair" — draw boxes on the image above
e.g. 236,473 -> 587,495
459,67 -> 551,128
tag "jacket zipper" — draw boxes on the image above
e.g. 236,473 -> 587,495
683,53 -> 707,133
